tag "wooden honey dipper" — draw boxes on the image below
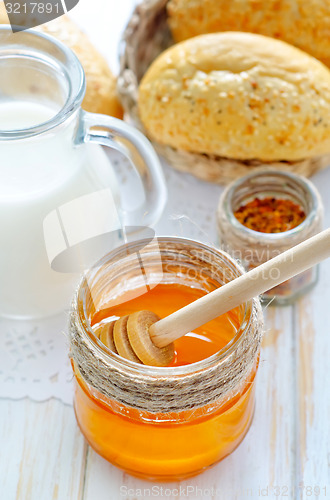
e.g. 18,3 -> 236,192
95,228 -> 330,366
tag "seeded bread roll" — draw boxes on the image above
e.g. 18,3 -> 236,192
167,0 -> 330,68
39,17 -> 123,118
0,4 -> 123,118
138,32 -> 330,162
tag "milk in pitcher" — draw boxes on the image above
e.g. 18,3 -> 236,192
0,99 -> 120,318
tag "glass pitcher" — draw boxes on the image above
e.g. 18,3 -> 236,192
0,27 -> 167,319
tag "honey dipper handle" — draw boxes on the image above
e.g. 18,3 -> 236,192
150,228 -> 330,348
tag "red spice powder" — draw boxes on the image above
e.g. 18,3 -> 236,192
234,197 -> 306,233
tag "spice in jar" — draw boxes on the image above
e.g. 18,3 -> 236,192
234,197 -> 306,233
217,171 -> 323,305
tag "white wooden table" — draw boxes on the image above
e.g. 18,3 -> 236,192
1,1 -> 330,499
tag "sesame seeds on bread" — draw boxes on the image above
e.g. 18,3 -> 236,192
167,0 -> 330,68
138,32 -> 330,162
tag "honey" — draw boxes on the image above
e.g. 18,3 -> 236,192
70,237 -> 263,480
73,363 -> 256,480
92,283 -> 241,366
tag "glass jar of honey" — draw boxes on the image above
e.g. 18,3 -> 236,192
69,237 -> 263,481
217,171 -> 323,305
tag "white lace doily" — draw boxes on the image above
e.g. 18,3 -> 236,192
0,150 -> 223,404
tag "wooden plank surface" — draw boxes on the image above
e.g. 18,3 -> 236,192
0,399 -> 87,500
293,169 -> 330,499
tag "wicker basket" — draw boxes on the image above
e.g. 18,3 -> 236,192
117,0 -> 330,184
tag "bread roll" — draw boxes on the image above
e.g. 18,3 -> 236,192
167,0 -> 330,69
138,32 -> 330,162
0,4 -> 123,118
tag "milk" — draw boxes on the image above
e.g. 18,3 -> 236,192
0,100 -> 121,318
0,101 -> 57,131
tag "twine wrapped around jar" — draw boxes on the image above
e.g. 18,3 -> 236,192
69,238 -> 264,414
117,0 -> 330,185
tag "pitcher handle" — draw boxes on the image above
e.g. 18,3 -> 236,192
77,111 -> 167,228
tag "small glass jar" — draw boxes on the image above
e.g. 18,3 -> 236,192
217,171 -> 323,305
69,237 -> 263,481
